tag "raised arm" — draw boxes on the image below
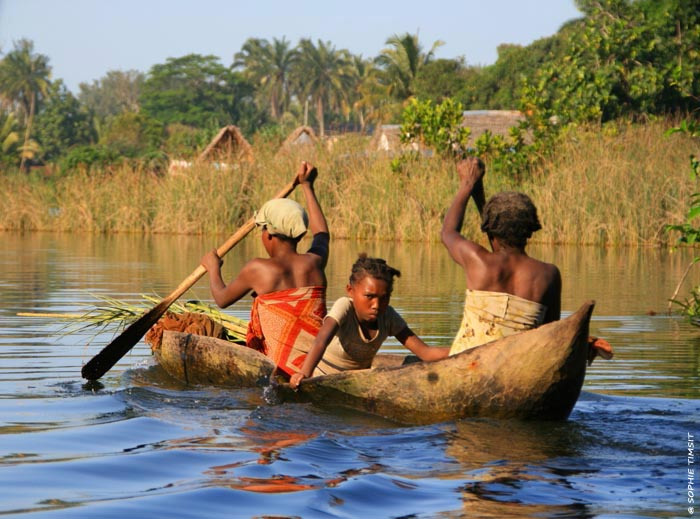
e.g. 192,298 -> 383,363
289,317 -> 339,388
440,157 -> 486,268
297,161 -> 330,266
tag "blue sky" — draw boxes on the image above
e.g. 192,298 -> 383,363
0,0 -> 581,92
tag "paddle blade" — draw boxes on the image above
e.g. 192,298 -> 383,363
81,299 -> 172,380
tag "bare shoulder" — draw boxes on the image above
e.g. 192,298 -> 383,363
450,237 -> 493,270
530,257 -> 561,284
544,260 -> 562,282
242,256 -> 271,270
301,249 -> 325,268
537,260 -> 561,322
240,257 -> 279,279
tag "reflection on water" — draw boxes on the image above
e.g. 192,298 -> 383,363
0,231 -> 698,517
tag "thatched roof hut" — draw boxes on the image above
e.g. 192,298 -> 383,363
461,110 -> 527,145
280,126 -> 318,151
198,125 -> 253,163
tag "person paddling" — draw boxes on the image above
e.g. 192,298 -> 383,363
200,161 -> 330,378
441,157 -> 612,363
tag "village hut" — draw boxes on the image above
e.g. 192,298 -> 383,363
369,124 -> 402,152
198,125 -> 254,164
279,126 -> 318,152
461,110 -> 527,146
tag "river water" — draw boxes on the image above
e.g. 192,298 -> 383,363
1,232 -> 698,518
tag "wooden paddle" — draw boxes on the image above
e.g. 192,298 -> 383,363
455,157 -> 486,216
470,158 -> 486,217
81,176 -> 300,380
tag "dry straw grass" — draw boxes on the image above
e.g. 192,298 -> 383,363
0,118 -> 696,246
527,120 -> 697,246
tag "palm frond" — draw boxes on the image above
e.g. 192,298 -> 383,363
54,293 -> 248,342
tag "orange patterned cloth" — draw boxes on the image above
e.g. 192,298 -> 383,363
246,286 -> 326,376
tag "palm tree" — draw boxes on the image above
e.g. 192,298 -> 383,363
0,39 -> 51,170
234,37 -> 298,120
295,39 -> 354,137
376,32 -> 444,100
0,112 -> 20,157
350,56 -> 393,131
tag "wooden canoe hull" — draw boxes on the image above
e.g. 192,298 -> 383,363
155,301 -> 594,423
156,331 -> 275,387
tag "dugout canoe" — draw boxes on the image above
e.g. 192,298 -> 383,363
155,300 -> 595,424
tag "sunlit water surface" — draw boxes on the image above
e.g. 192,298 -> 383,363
1,232 -> 698,518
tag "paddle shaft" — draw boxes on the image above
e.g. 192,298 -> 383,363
473,177 -> 485,217
81,177 -> 299,380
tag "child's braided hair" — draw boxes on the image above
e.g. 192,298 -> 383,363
349,253 -> 401,292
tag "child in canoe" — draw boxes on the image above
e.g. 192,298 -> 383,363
289,254 -> 448,389
200,161 -> 330,378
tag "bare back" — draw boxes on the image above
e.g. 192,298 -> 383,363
242,232 -> 329,296
455,241 -> 561,323
246,252 -> 327,294
202,161 -> 331,310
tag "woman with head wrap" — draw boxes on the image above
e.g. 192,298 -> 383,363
200,161 -> 330,377
441,158 -> 612,363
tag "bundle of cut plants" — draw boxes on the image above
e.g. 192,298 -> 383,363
28,295 -> 248,348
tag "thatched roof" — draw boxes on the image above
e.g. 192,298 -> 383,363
198,125 -> 253,162
461,110 -> 527,145
280,126 -> 318,151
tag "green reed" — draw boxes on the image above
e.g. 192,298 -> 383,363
0,119 -> 695,246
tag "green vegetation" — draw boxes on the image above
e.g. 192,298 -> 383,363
523,0 -> 700,124
665,120 -> 700,324
0,0 -> 696,172
34,80 -> 94,162
0,0 -> 697,250
58,294 -> 247,343
295,39 -> 355,137
0,119 -> 695,247
399,98 -> 470,158
0,39 -> 51,170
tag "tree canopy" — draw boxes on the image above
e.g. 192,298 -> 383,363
140,54 -> 242,129
78,70 -> 144,121
0,39 -> 52,168
0,0 -> 698,169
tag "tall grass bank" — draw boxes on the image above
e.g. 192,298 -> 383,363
1,120 -> 696,246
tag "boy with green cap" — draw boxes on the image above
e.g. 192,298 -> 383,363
200,161 -> 329,377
